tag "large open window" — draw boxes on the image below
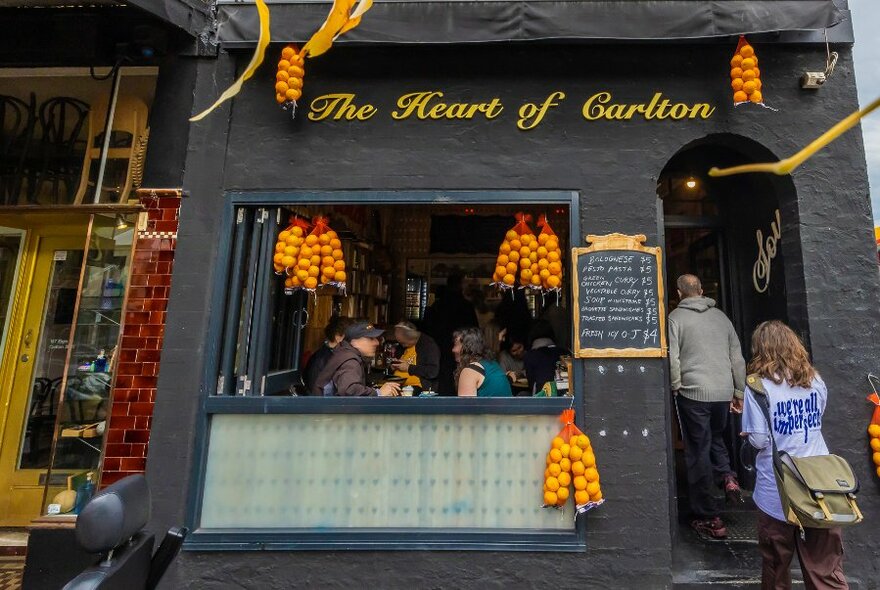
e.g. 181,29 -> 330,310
189,191 -> 585,551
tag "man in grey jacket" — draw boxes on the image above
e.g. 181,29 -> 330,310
669,274 -> 746,540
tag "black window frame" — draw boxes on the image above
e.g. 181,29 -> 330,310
186,190 -> 587,552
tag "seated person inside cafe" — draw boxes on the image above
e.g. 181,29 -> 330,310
310,321 -> 401,397
389,321 -> 440,393
498,329 -> 529,395
303,315 -> 355,393
452,327 -> 512,397
524,320 -> 566,394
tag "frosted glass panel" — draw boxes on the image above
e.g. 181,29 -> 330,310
201,414 -> 573,530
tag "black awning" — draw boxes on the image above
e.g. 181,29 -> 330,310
216,0 -> 846,47
123,0 -> 211,37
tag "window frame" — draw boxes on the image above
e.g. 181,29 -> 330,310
186,190 -> 587,552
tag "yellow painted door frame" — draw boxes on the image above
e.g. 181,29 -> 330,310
0,215 -> 90,526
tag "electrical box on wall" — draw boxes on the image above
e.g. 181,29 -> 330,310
800,71 -> 827,89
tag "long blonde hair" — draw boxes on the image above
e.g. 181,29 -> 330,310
748,320 -> 816,388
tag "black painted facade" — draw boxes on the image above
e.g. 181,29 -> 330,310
144,40 -> 880,588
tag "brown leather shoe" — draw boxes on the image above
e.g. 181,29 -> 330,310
724,473 -> 743,504
691,517 -> 728,539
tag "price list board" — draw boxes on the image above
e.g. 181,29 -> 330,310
571,234 -> 667,358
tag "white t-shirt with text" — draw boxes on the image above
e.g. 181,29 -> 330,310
742,375 -> 829,521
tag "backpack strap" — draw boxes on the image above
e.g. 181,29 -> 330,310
746,373 -> 767,395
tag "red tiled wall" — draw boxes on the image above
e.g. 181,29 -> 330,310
101,189 -> 181,487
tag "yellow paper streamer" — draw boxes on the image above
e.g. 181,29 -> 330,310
709,96 -> 880,177
190,0 -> 271,122
302,0 -> 372,58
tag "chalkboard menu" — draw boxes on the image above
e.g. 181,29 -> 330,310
572,233 -> 667,358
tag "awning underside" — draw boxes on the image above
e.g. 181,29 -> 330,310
216,0 -> 845,46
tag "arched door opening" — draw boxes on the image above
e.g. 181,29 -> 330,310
658,134 -> 799,582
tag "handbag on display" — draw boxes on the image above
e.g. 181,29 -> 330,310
748,374 -> 864,534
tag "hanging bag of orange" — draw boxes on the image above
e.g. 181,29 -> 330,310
730,36 -> 764,106
289,215 -> 346,292
493,213 -> 539,290
541,409 -> 605,512
273,216 -> 312,291
536,214 -> 563,292
868,375 -> 880,479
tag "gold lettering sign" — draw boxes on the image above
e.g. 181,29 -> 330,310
305,91 -> 716,128
582,92 -> 715,121
752,209 -> 781,294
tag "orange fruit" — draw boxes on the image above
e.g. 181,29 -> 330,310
730,67 -> 743,80
538,259 -> 549,270
557,472 -> 571,487
304,277 -> 318,289
590,490 -> 603,502
749,91 -> 763,104
310,255 -> 321,267
559,458 -> 571,472
546,477 -> 560,492
543,491 -> 558,506
520,246 -> 531,258
322,267 -> 336,279
505,230 -> 518,241
334,271 -> 346,282
530,275 -> 542,287
582,451 -> 596,468
502,273 -> 516,285
740,44 -> 754,58
873,452 -> 880,466
586,481 -> 601,496
741,58 -> 756,70
299,245 -> 313,258
573,475 -> 587,491
560,443 -> 571,458
281,46 -> 295,59
319,233 -> 331,245
321,256 -> 334,268
575,490 -> 589,505
508,251 -> 520,263
332,249 -> 344,260
519,258 -> 531,270
730,54 -> 743,68
753,67 -> 761,78
742,81 -> 757,95
548,261 -> 562,275
334,260 -> 346,271
279,230 -> 291,241
510,239 -> 522,251
869,424 -> 880,437
742,69 -> 756,82
538,233 -> 549,245
584,467 -> 599,482
320,244 -> 333,256
287,65 -> 304,78
536,246 -> 548,258
547,250 -> 560,262
539,269 -> 551,280
275,242 -> 285,252
278,59 -> 291,71
284,277 -> 294,288
755,78 -> 762,90
499,242 -> 511,255
288,77 -> 304,90
280,255 -> 294,267
521,234 -> 532,246
275,82 -> 289,95
276,93 -> 286,104
733,90 -> 748,103
291,226 -> 304,237
577,434 -> 590,449
296,269 -> 309,282
521,268 -> 533,281
297,258 -> 310,271
282,246 -> 296,257
572,461 -> 585,476
731,78 -> 744,91
308,266 -> 320,278
556,486 -> 570,502
329,238 -> 342,249
546,275 -> 561,289
285,88 -> 301,101
506,262 -> 518,275
496,254 -> 509,267
305,234 -> 318,246
548,462 -> 561,477
529,252 -> 538,263
546,239 -> 558,251
549,448 -> 562,462
273,253 -> 285,264
494,265 -> 506,277
568,445 -> 583,461
870,438 -> 880,452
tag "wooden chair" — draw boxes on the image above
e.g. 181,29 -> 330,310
74,96 -> 149,204
0,93 -> 36,205
29,97 -> 90,204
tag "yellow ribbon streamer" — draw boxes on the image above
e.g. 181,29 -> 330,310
302,0 -> 372,58
190,0 -> 271,122
709,96 -> 880,177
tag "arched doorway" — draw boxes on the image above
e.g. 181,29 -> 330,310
658,134 -> 799,582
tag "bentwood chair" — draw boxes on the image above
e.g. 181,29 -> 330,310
0,93 -> 36,205
29,97 -> 90,204
63,474 -> 188,590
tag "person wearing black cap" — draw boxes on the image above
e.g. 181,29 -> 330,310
310,321 -> 401,397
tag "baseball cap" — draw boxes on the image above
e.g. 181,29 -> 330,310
345,321 -> 385,340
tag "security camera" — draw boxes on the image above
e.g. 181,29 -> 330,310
800,71 -> 826,89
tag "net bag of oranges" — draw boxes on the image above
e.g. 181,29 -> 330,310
536,214 -> 563,292
542,409 -> 605,512
730,36 -> 764,106
493,213 -> 539,290
868,376 -> 880,480
275,45 -> 306,114
273,216 -> 311,289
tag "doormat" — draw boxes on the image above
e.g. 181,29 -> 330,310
0,557 -> 24,590
694,512 -> 758,544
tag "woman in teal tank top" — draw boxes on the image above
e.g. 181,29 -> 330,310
452,327 -> 513,397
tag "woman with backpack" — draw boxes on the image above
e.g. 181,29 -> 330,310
742,320 -> 848,589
